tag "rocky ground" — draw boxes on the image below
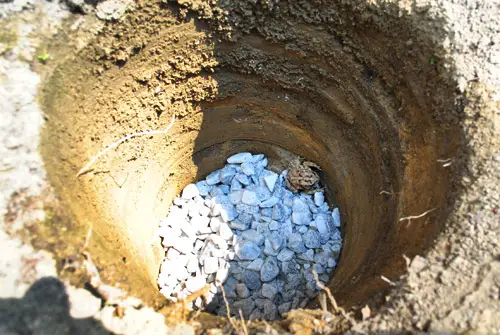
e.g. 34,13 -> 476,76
0,0 -> 499,334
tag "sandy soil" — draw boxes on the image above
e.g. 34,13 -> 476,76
0,0 -> 498,334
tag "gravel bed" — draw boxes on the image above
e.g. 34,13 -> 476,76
157,153 -> 342,320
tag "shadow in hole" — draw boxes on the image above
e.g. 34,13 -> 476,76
0,277 -> 110,335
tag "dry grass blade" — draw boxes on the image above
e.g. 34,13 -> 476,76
77,114 -> 175,177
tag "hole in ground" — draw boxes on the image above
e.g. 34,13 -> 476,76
40,0 -> 465,330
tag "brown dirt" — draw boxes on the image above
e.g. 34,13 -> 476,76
36,0 -> 498,333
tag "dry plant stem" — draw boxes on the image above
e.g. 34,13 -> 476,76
312,271 -> 355,325
319,292 -> 327,312
76,114 -> 176,176
312,271 -> 339,312
399,207 -> 437,223
238,310 -> 249,335
219,284 -> 238,330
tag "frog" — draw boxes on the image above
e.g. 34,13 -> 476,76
285,159 -> 322,194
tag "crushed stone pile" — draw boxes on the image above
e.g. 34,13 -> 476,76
157,153 -> 342,320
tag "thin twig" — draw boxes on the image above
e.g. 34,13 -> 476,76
238,310 -> 249,335
312,271 -> 339,312
319,292 -> 327,312
312,271 -> 355,325
77,115 -> 175,177
399,208 -> 437,223
219,284 -> 238,330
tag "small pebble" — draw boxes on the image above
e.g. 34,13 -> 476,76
261,257 -> 280,282
227,152 -> 253,164
262,300 -> 278,320
271,203 -> 287,221
219,222 -> 234,240
241,229 -> 265,245
261,283 -> 278,299
185,276 -> 206,292
268,221 -> 279,231
292,198 -> 309,212
206,170 -> 221,186
314,192 -> 324,206
241,190 -> 260,206
236,283 -> 250,298
278,302 -> 292,316
304,230 -> 321,249
231,178 -> 243,191
277,248 -> 294,262
251,154 -> 265,162
236,173 -> 251,186
182,184 -> 200,199
204,257 -> 219,274
327,258 -> 337,268
220,165 -> 237,184
292,211 -> 312,225
260,196 -> 279,208
263,172 -> 278,192
246,258 -> 264,271
288,233 -> 306,253
332,208 -> 341,227
235,240 -> 261,260
243,270 -> 262,290
241,161 -> 255,176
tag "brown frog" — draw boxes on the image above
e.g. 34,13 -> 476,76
285,159 -> 322,194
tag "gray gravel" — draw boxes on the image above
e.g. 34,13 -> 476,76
157,153 -> 342,319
